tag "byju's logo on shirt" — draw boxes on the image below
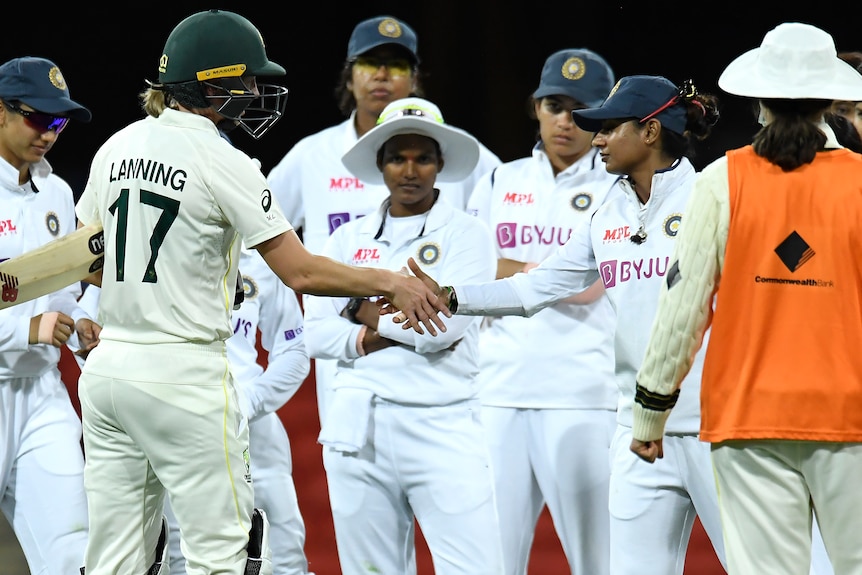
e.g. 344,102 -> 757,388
329,213 -> 351,235
283,326 -> 303,341
352,248 -> 381,265
599,256 -> 670,289
496,223 -> 573,249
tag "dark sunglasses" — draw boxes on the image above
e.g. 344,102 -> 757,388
2,100 -> 70,134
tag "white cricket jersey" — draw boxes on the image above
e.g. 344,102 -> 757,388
266,114 -> 501,254
457,158 -> 706,434
0,156 -> 87,377
76,109 -> 292,345
303,196 -> 496,405
466,146 -> 617,409
230,246 -> 308,421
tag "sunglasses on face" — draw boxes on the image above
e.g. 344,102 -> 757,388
2,100 -> 70,134
351,56 -> 414,77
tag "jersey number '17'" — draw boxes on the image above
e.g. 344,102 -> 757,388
110,188 -> 179,283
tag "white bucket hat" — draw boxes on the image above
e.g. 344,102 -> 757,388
719,22 -> 862,100
342,97 -> 480,184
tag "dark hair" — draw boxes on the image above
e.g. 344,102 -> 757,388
659,86 -> 720,160
752,99 -> 832,171
825,111 -> 862,152
838,51 -> 862,73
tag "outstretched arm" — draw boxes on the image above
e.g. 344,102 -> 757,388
255,231 -> 451,335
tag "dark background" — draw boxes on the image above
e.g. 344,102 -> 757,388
4,3 -> 855,195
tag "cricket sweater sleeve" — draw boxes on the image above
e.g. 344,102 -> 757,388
632,157 -> 730,441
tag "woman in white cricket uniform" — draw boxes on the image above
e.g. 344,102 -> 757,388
0,56 -> 96,575
404,75 -> 836,575
397,76 -> 728,575
303,98 -> 503,574
466,48 -> 618,575
73,10 -> 450,575
266,15 -> 501,430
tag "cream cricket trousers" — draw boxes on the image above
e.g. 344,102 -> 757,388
79,339 -> 255,575
713,440 -> 862,575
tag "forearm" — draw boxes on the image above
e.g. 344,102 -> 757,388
257,232 -> 396,298
496,258 -> 526,279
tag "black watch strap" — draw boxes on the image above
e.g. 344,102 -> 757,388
344,297 -> 366,324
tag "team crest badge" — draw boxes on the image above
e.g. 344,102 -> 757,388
242,275 -> 258,301
378,18 -> 403,38
664,213 -> 683,237
417,242 -> 441,265
45,212 -> 60,236
561,57 -> 586,81
48,66 -> 67,90
571,193 -> 592,211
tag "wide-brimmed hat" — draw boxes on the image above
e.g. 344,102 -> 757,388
719,22 -> 862,100
571,75 -> 687,134
342,97 -> 479,184
0,57 -> 91,122
347,16 -> 419,63
533,48 -> 615,107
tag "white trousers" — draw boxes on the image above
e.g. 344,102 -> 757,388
713,440 -> 862,575
79,340 -> 254,575
323,398 -> 504,575
482,406 -> 615,575
608,426 -> 727,575
0,369 -> 88,574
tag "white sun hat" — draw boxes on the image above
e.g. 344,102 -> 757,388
342,97 -> 480,184
719,22 -> 862,100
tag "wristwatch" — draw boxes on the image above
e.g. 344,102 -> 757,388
342,297 -> 366,324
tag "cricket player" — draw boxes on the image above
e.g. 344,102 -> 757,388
266,15 -> 501,428
303,97 -> 504,574
73,10 -> 449,575
0,56 -> 96,574
466,48 -> 618,575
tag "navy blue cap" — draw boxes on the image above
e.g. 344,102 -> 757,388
347,16 -> 419,63
533,49 -> 615,107
571,75 -> 686,134
0,57 -> 91,122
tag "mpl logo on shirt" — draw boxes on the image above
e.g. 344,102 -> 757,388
351,248 -> 381,265
502,192 -> 534,205
0,219 -> 18,236
599,256 -> 671,289
601,225 -> 634,243
329,177 -> 364,191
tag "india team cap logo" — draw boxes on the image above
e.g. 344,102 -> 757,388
347,15 -> 419,62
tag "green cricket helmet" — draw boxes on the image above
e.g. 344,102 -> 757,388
156,9 -> 288,139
